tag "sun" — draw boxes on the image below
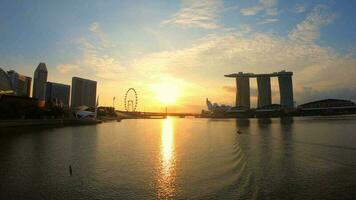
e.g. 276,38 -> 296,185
150,82 -> 181,105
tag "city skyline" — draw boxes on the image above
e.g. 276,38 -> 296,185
1,0 -> 356,112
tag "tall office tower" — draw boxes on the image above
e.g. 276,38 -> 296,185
257,76 -> 272,108
7,70 -> 32,97
45,82 -> 70,107
33,63 -> 48,100
236,76 -> 250,108
71,77 -> 97,108
278,71 -> 294,108
0,68 -> 13,93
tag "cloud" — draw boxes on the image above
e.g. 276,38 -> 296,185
258,18 -> 279,24
240,6 -> 263,16
65,22 -> 122,80
133,31 -> 356,106
295,4 -> 307,13
87,22 -> 112,48
289,5 -> 336,42
162,0 -> 221,29
223,85 -> 235,93
89,22 -> 100,32
220,5 -> 239,12
57,64 -> 81,74
240,0 -> 279,16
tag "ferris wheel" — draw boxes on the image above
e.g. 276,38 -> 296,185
124,88 -> 138,112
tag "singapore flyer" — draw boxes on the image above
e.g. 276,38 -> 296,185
124,88 -> 138,112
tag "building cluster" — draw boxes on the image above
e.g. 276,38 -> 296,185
203,70 -> 356,118
0,63 -> 97,108
225,71 -> 294,109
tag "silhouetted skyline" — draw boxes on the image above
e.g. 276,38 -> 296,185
0,0 -> 355,112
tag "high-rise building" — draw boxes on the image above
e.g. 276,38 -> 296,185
225,71 -> 294,109
0,68 -> 13,94
7,70 -> 32,97
236,76 -> 250,108
45,82 -> 70,107
71,77 -> 97,108
278,72 -> 294,108
257,76 -> 272,108
33,63 -> 48,100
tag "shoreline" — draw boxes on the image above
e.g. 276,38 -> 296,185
1,113 -> 356,129
0,118 -> 102,129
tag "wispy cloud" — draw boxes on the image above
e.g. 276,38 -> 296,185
57,64 -> 81,74
219,5 -> 239,12
258,18 -> 279,24
133,32 -> 356,105
162,0 -> 221,29
240,0 -> 279,16
240,6 -> 263,16
289,5 -> 336,42
59,22 -> 122,80
295,4 -> 307,13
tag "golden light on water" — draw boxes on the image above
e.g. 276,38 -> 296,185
157,117 -> 176,199
161,117 -> 175,174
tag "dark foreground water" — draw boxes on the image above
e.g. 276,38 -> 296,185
1,116 -> 356,200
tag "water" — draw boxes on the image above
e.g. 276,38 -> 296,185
1,116 -> 356,199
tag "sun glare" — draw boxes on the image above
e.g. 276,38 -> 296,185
150,82 -> 181,105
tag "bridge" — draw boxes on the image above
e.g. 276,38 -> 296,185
116,111 -> 201,119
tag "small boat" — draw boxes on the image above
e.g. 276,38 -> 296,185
69,165 -> 72,176
237,129 -> 243,134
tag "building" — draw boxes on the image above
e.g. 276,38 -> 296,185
225,71 -> 294,109
71,77 -> 97,108
257,76 -> 271,108
0,68 -> 13,94
45,82 -> 70,107
236,76 -> 250,108
33,63 -> 48,100
7,70 -> 32,97
278,71 -> 294,108
298,99 -> 356,109
0,94 -> 43,119
297,99 -> 356,116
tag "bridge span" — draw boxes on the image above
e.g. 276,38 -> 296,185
117,111 -> 200,119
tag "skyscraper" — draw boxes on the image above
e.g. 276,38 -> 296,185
7,70 -> 32,97
225,71 -> 294,109
71,77 -> 97,108
33,63 -> 48,100
45,82 -> 70,107
0,68 -> 13,93
278,71 -> 294,108
236,76 -> 250,108
257,76 -> 272,108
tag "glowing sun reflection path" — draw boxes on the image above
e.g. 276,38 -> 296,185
158,117 -> 176,199
162,118 -> 174,174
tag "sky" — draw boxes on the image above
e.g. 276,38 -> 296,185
0,0 -> 356,112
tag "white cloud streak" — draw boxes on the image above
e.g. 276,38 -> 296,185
258,18 -> 279,24
162,0 -> 221,29
59,22 -> 122,80
289,5 -> 336,42
240,0 -> 279,16
57,64 -> 81,74
295,4 -> 307,13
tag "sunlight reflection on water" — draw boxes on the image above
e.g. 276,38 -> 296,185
157,117 -> 176,199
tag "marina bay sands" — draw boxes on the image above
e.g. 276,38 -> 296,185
225,70 -> 294,109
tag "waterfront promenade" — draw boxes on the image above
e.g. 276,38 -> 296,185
0,118 -> 101,128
